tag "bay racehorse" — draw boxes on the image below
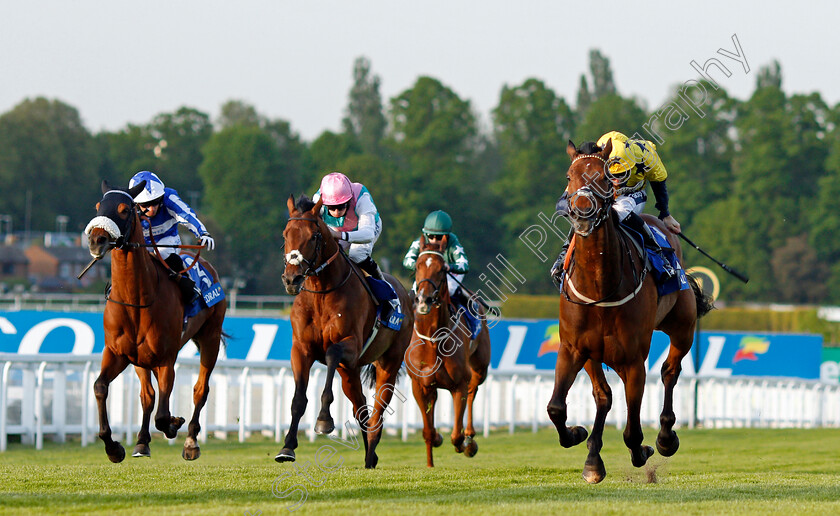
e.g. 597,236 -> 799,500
276,195 -> 414,469
85,180 -> 226,462
406,235 -> 491,467
548,140 -> 713,483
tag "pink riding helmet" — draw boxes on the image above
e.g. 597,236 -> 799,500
319,172 -> 353,205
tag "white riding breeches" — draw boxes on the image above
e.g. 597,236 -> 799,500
613,190 -> 647,221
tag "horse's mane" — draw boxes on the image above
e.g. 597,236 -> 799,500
295,194 -> 316,213
579,141 -> 601,154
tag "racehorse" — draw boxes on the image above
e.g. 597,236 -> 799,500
548,140 -> 713,483
406,235 -> 491,467
277,195 -> 414,469
85,180 -> 226,462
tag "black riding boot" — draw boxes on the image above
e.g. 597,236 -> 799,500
623,212 -> 676,278
358,256 -> 384,281
549,229 -> 575,289
165,254 -> 199,304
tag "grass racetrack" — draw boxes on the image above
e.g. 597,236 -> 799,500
2,426 -> 840,515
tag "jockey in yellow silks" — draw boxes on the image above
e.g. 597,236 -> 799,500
550,131 -> 681,287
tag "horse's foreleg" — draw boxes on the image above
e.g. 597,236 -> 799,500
315,343 -> 346,435
153,364 -> 185,439
581,360 -> 612,484
276,348 -> 314,463
622,362 -> 654,468
656,331 -> 692,457
546,345 -> 588,448
450,381 -> 468,454
411,379 -> 440,467
183,335 -> 220,461
94,348 -> 130,463
364,364 -> 402,469
132,367 -> 155,458
463,327 -> 490,458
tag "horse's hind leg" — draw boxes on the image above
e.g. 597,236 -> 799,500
337,367 -> 372,460
546,345 -> 588,448
581,360 -> 612,484
276,347 -> 314,463
364,363 -> 403,469
153,364 -> 185,439
182,331 -> 221,461
94,348 -> 130,463
464,329 -> 490,458
656,326 -> 694,457
621,362 -> 654,468
132,367 -> 155,458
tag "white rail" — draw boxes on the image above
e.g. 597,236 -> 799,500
2,353 -> 839,451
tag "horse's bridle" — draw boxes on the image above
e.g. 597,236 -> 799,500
567,154 -> 615,237
286,216 -> 349,294
415,251 -> 447,308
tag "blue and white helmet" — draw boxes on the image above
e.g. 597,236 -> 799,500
129,171 -> 165,204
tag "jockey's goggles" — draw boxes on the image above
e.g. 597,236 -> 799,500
138,198 -> 162,209
326,202 -> 348,212
425,233 -> 444,241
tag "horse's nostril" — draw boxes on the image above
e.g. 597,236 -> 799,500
96,235 -> 107,245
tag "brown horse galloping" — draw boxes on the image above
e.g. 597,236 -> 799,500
86,180 -> 226,462
547,141 -> 713,484
406,235 -> 491,467
276,195 -> 413,469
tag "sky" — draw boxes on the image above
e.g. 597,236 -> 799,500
1,0 -> 836,141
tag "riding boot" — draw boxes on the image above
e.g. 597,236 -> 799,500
623,212 -> 676,278
165,254 -> 199,304
357,256 -> 385,281
549,229 -> 574,289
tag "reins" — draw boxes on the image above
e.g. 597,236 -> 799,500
286,216 -> 353,295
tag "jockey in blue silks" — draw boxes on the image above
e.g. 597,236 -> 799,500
128,171 -> 215,304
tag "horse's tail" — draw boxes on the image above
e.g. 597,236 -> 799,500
361,363 -> 377,389
220,330 -> 231,350
688,275 -> 714,319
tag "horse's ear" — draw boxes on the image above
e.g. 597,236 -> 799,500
419,234 -> 426,249
287,194 -> 296,215
101,179 -> 111,195
127,180 -> 146,199
566,140 -> 578,160
600,138 -> 613,161
440,234 -> 449,250
313,198 -> 323,216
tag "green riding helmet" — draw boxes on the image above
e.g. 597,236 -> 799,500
423,210 -> 452,235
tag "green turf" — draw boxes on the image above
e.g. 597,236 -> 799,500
1,426 -> 839,515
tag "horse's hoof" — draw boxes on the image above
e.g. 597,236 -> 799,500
583,454 -> 606,484
464,439 -> 478,458
432,432 -> 443,448
365,453 -> 379,469
453,436 -> 466,454
182,446 -> 201,461
314,418 -> 335,435
106,443 -> 126,463
275,449 -> 296,463
656,432 -> 680,457
131,443 -> 150,458
631,445 -> 655,468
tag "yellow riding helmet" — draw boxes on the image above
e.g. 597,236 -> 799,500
597,131 -> 653,176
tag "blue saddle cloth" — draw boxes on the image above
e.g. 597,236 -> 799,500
182,255 -> 225,319
451,299 -> 482,340
621,223 -> 690,297
365,277 -> 404,331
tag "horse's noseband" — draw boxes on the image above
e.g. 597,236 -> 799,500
416,277 -> 444,308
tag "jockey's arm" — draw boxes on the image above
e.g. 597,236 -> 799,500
342,212 -> 376,243
402,240 -> 420,270
165,192 -> 208,237
447,234 -> 469,274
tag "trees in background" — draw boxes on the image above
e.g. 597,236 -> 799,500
3,52 -> 839,303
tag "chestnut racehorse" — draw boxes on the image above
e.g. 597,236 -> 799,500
85,180 -> 226,462
548,140 -> 713,483
406,235 -> 491,467
276,195 -> 413,469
